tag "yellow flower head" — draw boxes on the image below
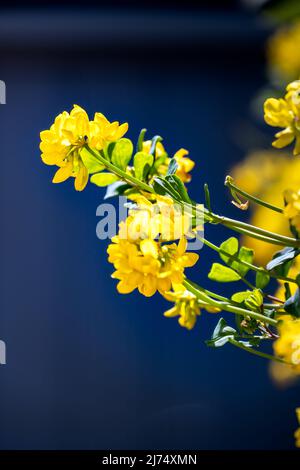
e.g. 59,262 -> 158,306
267,21 -> 300,81
273,316 -> 300,374
123,194 -> 194,242
107,230 -> 199,297
264,80 -> 300,156
163,284 -> 201,330
40,105 -> 128,191
284,188 -> 300,233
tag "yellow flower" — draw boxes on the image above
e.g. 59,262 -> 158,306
124,194 -> 193,241
107,230 -> 199,297
231,150 -> 300,264
173,148 -> 195,183
40,105 -> 128,191
142,141 -> 195,182
264,80 -> 300,156
267,21 -> 300,81
163,285 -> 201,330
283,188 -> 300,233
273,316 -> 300,374
163,284 -> 220,330
295,408 -> 300,448
89,112 -> 128,149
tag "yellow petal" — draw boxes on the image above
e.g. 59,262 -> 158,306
138,275 -> 157,297
52,162 -> 73,183
74,165 -> 89,191
140,239 -> 158,258
177,237 -> 187,255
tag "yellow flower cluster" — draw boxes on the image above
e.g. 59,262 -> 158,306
264,80 -> 300,156
267,21 -> 300,81
123,194 -> 193,241
284,188 -> 300,233
142,141 -> 195,182
273,316 -> 300,374
40,105 -> 128,191
107,232 -> 198,297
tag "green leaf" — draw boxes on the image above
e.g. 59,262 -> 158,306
104,181 -> 130,199
90,173 -> 119,187
231,291 -> 251,303
236,247 -> 254,276
219,237 -> 239,264
206,318 -> 236,348
167,158 -> 178,176
208,263 -> 241,283
106,141 -> 116,160
284,288 -> 300,318
219,238 -> 253,276
165,174 -> 191,203
133,151 -> 154,181
136,128 -> 147,152
111,138 -> 133,170
255,271 -> 270,289
232,289 -> 263,311
80,147 -> 105,174
153,176 -> 181,199
266,247 -> 300,275
244,289 -> 263,310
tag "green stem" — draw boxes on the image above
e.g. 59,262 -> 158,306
85,145 -> 155,194
204,210 -> 299,247
228,338 -> 288,364
196,235 -> 298,285
183,279 -> 278,326
186,280 -> 229,302
225,177 -> 284,214
85,145 -> 300,249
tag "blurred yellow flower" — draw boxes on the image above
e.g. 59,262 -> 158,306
163,284 -> 201,330
107,230 -> 199,297
284,188 -> 300,233
40,105 -> 128,191
267,21 -> 300,81
231,151 -> 300,264
273,316 -> 300,373
264,80 -> 300,155
269,361 -> 299,388
173,148 -> 195,183
295,408 -> 300,448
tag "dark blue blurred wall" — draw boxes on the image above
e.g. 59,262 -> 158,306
0,8 -> 299,450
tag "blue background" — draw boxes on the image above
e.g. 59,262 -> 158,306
0,5 -> 299,450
